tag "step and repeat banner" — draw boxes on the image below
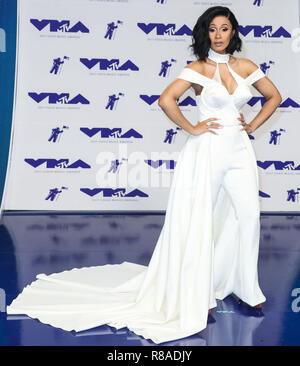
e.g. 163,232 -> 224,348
1,0 -> 300,211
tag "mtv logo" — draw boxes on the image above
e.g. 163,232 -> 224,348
30,19 -> 89,33
238,25 -> 291,38
137,23 -> 192,36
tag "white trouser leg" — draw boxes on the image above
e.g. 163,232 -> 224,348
210,127 -> 266,306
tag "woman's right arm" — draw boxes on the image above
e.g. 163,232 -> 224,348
158,78 -> 222,136
158,79 -> 196,134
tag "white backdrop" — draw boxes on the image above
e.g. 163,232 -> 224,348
2,0 -> 300,211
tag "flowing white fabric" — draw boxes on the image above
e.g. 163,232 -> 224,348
7,49 -> 267,344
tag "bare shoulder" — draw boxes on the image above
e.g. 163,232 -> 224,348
184,60 -> 205,73
235,57 -> 260,76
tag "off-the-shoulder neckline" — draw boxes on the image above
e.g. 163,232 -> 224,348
181,66 -> 262,96
183,66 -> 261,83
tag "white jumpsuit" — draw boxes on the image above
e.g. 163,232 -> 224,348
7,48 -> 267,344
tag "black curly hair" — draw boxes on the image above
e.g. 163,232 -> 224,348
189,6 -> 242,61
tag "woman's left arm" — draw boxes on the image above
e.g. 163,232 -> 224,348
239,60 -> 282,133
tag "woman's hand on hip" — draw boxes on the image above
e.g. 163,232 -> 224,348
191,117 -> 223,136
238,112 -> 254,134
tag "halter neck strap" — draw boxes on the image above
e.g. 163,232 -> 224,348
207,48 -> 230,64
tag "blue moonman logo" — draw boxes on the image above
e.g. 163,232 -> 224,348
260,60 -> 275,75
45,186 -> 68,201
80,127 -> 143,139
80,188 -> 148,198
137,23 -> 192,36
163,127 -> 181,144
159,59 -> 176,77
105,93 -> 124,110
25,159 -> 91,169
50,56 -> 69,75
238,25 -> 291,38
145,160 -> 176,170
252,0 -> 263,6
30,19 -> 89,33
269,129 -> 286,145
108,158 -> 128,173
287,188 -> 300,202
28,93 -> 90,104
104,20 -> 123,40
0,28 -> 6,53
48,126 -> 69,143
80,58 -> 139,71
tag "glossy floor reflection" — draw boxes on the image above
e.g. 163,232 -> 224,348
0,213 -> 300,346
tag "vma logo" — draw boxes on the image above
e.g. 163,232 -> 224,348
239,25 -> 291,38
137,23 -> 192,36
80,58 -> 139,71
28,93 -> 90,104
145,160 -> 176,170
140,94 -> 197,107
25,159 -> 91,169
80,128 -> 143,139
248,97 -> 299,108
257,161 -> 300,170
140,94 -> 196,107
81,188 -> 148,198
140,95 -> 160,106
30,19 -> 89,33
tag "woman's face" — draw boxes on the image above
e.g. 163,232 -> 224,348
208,15 -> 235,54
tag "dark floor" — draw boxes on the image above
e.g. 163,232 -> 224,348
0,213 -> 300,346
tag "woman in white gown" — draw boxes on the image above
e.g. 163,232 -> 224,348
7,6 -> 282,344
